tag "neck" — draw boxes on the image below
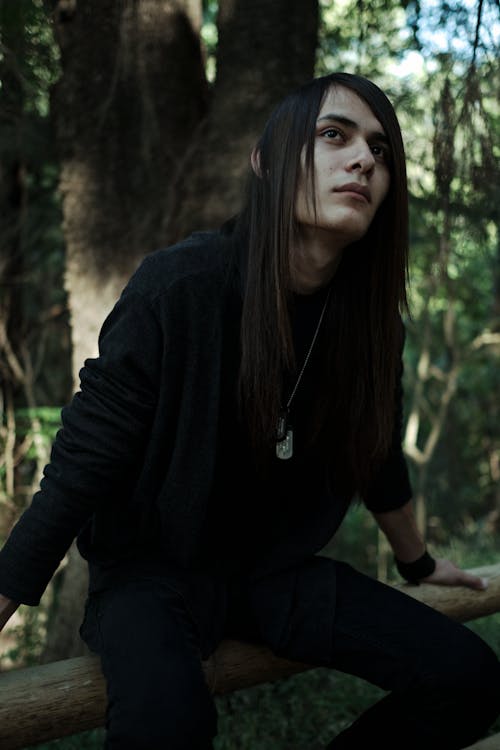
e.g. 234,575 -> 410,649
291,228 -> 345,294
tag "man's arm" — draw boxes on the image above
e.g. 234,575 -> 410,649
0,594 -> 19,630
373,499 -> 488,590
0,284 -> 164,608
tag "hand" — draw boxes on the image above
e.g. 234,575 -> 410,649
421,558 -> 489,591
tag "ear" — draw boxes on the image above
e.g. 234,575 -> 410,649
250,146 -> 262,177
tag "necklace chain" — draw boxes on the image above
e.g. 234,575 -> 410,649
285,285 -> 332,411
276,286 -> 331,460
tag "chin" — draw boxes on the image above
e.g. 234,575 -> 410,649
323,221 -> 370,244
321,208 -> 373,235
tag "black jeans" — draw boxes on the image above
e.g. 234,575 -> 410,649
80,560 -> 500,749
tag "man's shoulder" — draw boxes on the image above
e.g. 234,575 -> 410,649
128,231 -> 234,303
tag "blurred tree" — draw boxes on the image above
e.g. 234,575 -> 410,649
0,1 -> 26,535
317,0 -> 500,577
402,54 -> 500,544
172,0 -> 319,236
0,0 -> 68,534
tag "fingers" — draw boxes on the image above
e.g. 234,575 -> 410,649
461,574 -> 489,591
447,569 -> 489,590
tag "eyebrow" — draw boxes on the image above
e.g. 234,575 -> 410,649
317,113 -> 388,143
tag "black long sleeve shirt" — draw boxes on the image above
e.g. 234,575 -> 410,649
0,230 -> 412,655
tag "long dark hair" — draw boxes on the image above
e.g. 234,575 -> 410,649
235,72 -> 409,494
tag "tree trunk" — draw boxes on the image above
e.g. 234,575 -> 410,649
45,0 -> 319,660
0,2 -> 28,533
52,0 -> 208,382
44,0 -> 208,661
172,0 -> 319,238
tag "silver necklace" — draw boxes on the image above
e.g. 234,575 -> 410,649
276,286 -> 331,460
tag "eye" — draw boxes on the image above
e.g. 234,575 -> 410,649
370,143 -> 389,160
321,127 -> 344,140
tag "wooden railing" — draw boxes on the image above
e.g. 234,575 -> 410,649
0,562 -> 499,750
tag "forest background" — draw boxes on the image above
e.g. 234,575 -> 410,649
0,0 -> 499,748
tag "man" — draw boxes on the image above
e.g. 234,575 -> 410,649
1,72 -> 499,749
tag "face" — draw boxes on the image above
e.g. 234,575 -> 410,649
294,85 -> 391,249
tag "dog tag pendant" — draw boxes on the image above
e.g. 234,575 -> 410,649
276,410 -> 288,442
276,410 -> 293,459
276,428 -> 293,460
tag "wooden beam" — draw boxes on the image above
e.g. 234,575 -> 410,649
465,732 -> 500,749
0,562 -> 499,750
397,563 -> 500,623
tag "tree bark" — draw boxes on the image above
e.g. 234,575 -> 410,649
44,0 -> 319,661
52,0 -> 208,381
172,0 -> 319,238
44,0 -> 208,661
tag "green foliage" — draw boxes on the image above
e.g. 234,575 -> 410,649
319,3 -> 500,541
0,0 -> 70,407
202,0 -> 218,82
14,406 -> 61,454
318,0 -> 416,80
1,604 -> 46,668
0,406 -> 61,520
0,0 -> 61,116
26,729 -> 105,750
214,669 -> 384,750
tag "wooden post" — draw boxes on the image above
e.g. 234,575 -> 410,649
0,563 -> 499,750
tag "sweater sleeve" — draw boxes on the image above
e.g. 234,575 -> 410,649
0,287 -> 164,605
362,338 -> 413,513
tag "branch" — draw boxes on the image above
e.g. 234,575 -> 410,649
471,0 -> 484,69
0,318 -> 25,385
469,331 -> 500,351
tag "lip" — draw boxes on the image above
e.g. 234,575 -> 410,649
334,183 -> 371,202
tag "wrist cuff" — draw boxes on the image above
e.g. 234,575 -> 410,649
395,550 -> 436,584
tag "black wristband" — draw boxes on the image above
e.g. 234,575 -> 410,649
395,550 -> 436,584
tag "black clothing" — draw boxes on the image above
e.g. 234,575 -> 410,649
80,560 -> 500,750
80,580 -> 217,750
0,232 -> 411,626
200,283 -> 349,577
0,232 -> 237,605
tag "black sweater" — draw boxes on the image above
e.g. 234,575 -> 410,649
0,231 -> 412,650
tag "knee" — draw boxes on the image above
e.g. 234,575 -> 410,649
463,640 -> 500,716
433,631 -> 500,726
106,669 -> 217,749
450,633 -> 499,687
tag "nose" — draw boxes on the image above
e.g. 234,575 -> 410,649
346,139 -> 375,174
